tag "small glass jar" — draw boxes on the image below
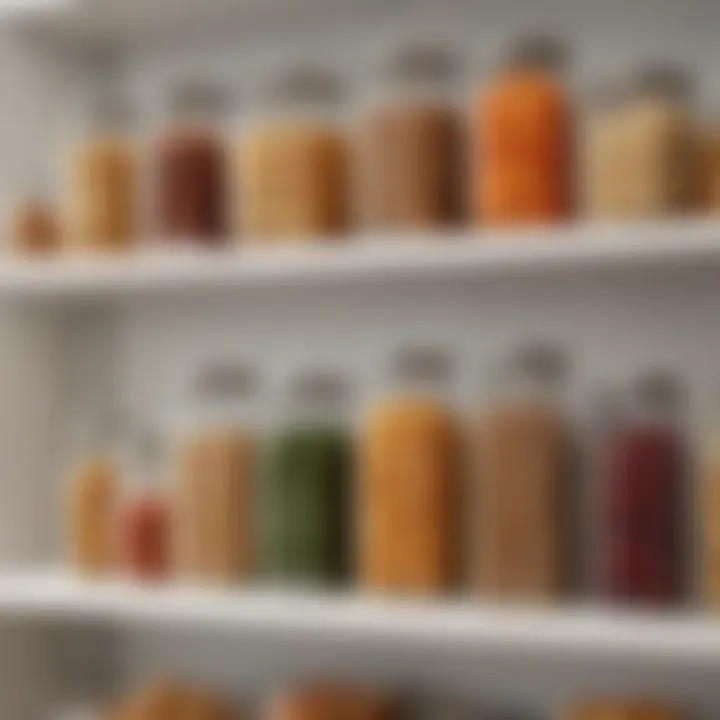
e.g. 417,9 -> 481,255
172,362 -> 260,585
66,416 -> 120,578
617,66 -> 697,219
116,427 -> 170,583
238,67 -> 350,241
699,119 -> 720,214
153,82 -> 231,245
63,97 -> 138,252
261,369 -> 351,586
7,182 -> 59,256
470,343 -> 570,602
355,44 -> 464,232
358,346 -> 457,596
595,371 -> 688,606
473,36 -> 572,226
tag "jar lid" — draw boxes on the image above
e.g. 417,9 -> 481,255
393,345 -> 453,384
503,34 -> 567,73
265,66 -> 343,108
384,43 -> 459,83
633,63 -> 691,102
169,80 -> 233,119
632,369 -> 683,411
89,93 -> 136,132
194,362 -> 260,403
289,369 -> 347,405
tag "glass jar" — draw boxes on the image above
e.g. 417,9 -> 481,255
7,191 -> 59,255
700,120 -> 720,214
700,387 -> 720,607
260,370 -> 351,586
153,82 -> 230,245
355,44 -> 464,232
267,684 -> 394,720
470,343 -> 570,602
63,97 -> 137,252
238,67 -> 349,241
66,416 -> 120,578
595,371 -> 687,606
116,427 -> 170,583
172,363 -> 260,585
617,66 -> 697,219
473,36 -> 572,226
358,346 -> 457,596
565,701 -> 684,720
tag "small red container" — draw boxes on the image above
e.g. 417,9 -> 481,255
117,493 -> 170,581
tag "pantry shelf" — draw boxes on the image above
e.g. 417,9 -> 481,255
2,221 -> 720,303
3,569 -> 720,663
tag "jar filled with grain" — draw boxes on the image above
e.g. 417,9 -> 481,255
469,343 -> 571,602
356,43 -> 464,232
238,67 -> 349,241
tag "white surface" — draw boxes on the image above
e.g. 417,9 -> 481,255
3,569 -> 720,664
1,221 -> 720,302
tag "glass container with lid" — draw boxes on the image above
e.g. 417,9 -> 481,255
473,35 -> 572,225
238,66 -> 350,241
358,346 -> 457,596
471,342 -> 570,601
154,81 -> 231,245
63,95 -> 138,252
172,362 -> 260,584
596,370 -> 687,606
356,43 -> 464,232
261,368 -> 351,586
619,65 -> 697,218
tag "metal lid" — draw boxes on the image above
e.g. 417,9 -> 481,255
633,369 -> 682,411
633,63 -> 692,102
290,369 -> 347,406
393,345 -> 453,384
503,34 -> 567,72
194,362 -> 260,403
169,80 -> 233,118
265,66 -> 343,107
89,94 -> 136,132
384,43 -> 459,83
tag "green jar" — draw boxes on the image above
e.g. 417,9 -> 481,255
260,372 -> 352,586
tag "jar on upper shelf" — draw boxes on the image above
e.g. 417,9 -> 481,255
63,96 -> 138,252
153,81 -> 231,245
260,368 -> 352,586
237,66 -> 350,241
354,43 -> 465,232
358,345 -> 457,596
469,342 -> 571,602
172,362 -> 260,585
473,35 -> 573,226
594,371 -> 688,606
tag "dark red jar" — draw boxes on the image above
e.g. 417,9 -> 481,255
596,373 -> 687,606
118,493 -> 169,582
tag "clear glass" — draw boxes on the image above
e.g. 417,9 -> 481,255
238,67 -> 349,241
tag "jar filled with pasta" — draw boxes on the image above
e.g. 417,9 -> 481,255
469,343 -> 571,602
358,346 -> 457,596
154,82 -> 231,245
473,36 -> 572,226
355,43 -> 464,231
63,97 -> 137,252
261,369 -> 351,586
172,362 -> 260,585
238,67 -> 349,241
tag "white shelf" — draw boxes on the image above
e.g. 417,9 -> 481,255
2,221 -> 720,304
2,570 -> 720,663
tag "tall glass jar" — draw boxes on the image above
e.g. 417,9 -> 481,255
153,82 -> 230,245
66,415 -> 120,578
595,372 -> 687,606
260,370 -> 351,586
473,36 -> 572,226
172,363 -> 260,585
355,44 -> 464,232
358,346 -> 457,596
700,386 -> 720,607
470,343 -> 570,602
237,67 -> 349,241
63,98 -> 137,252
618,67 -> 697,219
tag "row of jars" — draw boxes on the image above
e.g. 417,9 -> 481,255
62,677 -> 688,720
14,37 -> 720,254
69,343 -> 703,607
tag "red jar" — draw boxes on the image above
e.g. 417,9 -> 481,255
596,373 -> 687,606
118,493 -> 169,582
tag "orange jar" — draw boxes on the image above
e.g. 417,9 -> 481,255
474,37 -> 572,226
